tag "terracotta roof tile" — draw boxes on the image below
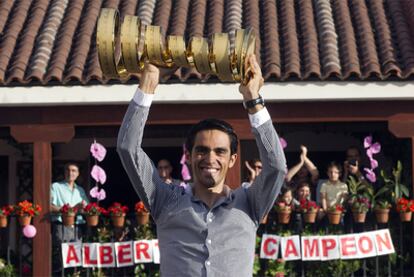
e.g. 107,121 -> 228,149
1,0 -> 414,86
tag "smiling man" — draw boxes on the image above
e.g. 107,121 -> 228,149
117,54 -> 286,277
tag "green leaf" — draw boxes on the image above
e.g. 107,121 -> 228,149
400,184 -> 410,197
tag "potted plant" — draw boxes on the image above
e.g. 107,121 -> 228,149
374,200 -> 391,224
378,161 -> 409,205
327,204 -> 344,225
0,205 -> 13,228
0,258 -> 15,277
84,202 -> 105,226
13,200 -> 41,226
107,202 -> 129,228
396,197 -> 414,222
298,199 -> 319,223
351,196 -> 371,223
60,204 -> 78,226
274,202 -> 292,224
135,201 -> 150,225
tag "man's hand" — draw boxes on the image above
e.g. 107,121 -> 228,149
239,54 -> 264,101
139,63 -> 160,94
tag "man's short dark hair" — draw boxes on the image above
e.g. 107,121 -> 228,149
64,162 -> 79,172
185,118 -> 238,155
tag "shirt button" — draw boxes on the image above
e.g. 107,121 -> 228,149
206,260 -> 211,266
207,239 -> 212,244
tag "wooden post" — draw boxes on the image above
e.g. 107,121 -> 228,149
10,125 -> 74,277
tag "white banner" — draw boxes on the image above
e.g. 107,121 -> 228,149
61,229 -> 395,268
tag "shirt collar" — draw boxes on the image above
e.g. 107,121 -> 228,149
187,183 -> 234,206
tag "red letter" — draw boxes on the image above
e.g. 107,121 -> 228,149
358,236 -> 373,254
321,238 -> 336,257
375,232 -> 392,252
84,245 -> 98,265
284,239 -> 299,258
66,245 -> 80,264
99,245 -> 114,264
303,238 -> 319,257
263,238 -> 277,256
135,241 -> 151,260
117,244 -> 133,264
340,237 -> 357,257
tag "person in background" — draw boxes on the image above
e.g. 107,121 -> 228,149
241,158 -> 262,188
296,181 -> 312,202
342,146 -> 364,182
320,162 -> 348,211
157,158 -> 181,186
285,145 -> 319,189
50,162 -> 89,275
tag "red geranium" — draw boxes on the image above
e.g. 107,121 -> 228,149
328,203 -> 345,213
298,199 -> 319,213
60,203 -> 78,215
135,201 -> 149,213
84,202 -> 105,216
14,200 -> 41,217
107,202 -> 129,216
0,205 -> 14,216
396,197 -> 414,212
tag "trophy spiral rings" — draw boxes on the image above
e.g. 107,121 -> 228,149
97,8 -> 256,84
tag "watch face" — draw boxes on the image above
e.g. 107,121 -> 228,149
244,95 -> 264,109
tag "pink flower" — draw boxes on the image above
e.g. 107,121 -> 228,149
279,137 -> 287,149
90,186 -> 106,200
364,136 -> 373,148
180,145 -> 191,181
91,165 -> 107,184
90,141 -> 107,162
364,168 -> 376,183
370,158 -> 378,170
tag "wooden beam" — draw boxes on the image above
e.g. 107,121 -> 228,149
2,100 -> 414,126
32,141 -> 52,277
10,124 -> 74,143
10,125 -> 75,277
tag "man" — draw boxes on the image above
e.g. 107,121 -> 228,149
343,146 -> 364,182
50,163 -> 89,274
241,158 -> 262,188
157,158 -> 181,185
117,54 -> 286,276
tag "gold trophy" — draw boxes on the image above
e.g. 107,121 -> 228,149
97,8 -> 256,84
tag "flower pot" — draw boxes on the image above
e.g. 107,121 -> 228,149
136,212 -> 150,225
375,208 -> 390,224
277,210 -> 291,224
400,211 -> 412,222
86,215 -> 99,226
62,213 -> 76,226
352,211 -> 367,223
18,215 -> 32,226
327,211 -> 342,225
111,214 -> 125,228
303,211 -> 317,223
0,216 -> 7,228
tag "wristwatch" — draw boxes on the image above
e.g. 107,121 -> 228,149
243,95 -> 265,109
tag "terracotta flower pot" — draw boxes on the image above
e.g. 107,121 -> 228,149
62,213 -> 76,226
400,211 -> 412,222
277,210 -> 291,224
86,215 -> 99,226
303,211 -> 317,223
0,216 -> 7,228
352,211 -> 367,223
375,208 -> 390,224
328,211 -> 342,225
136,212 -> 150,225
111,214 -> 125,228
18,215 -> 32,226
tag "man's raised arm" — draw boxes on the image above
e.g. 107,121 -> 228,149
240,55 -> 287,224
116,64 -> 171,219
